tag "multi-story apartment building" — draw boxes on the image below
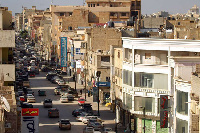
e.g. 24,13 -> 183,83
110,46 -> 123,123
121,37 -> 200,133
0,7 -> 17,133
50,0 -> 141,66
14,13 -> 23,32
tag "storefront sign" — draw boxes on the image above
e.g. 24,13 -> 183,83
160,95 -> 168,128
96,82 -> 110,87
60,37 -> 67,67
21,108 -> 39,133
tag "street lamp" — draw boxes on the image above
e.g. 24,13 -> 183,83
96,71 -> 101,116
139,106 -> 145,133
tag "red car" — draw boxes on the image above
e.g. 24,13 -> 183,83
19,96 -> 26,102
29,72 -> 35,77
78,98 -> 85,105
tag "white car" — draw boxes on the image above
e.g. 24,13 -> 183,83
82,116 -> 103,124
60,96 -> 68,103
27,96 -> 36,103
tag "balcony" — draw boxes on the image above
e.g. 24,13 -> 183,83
0,30 -> 15,48
0,64 -> 15,81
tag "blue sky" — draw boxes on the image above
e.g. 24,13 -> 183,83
0,0 -> 199,16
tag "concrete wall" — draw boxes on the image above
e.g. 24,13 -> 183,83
91,27 -> 122,52
3,10 -> 12,30
0,30 -> 15,48
142,17 -> 166,29
62,9 -> 89,30
0,64 -> 15,81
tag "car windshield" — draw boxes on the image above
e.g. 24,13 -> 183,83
45,100 -> 52,103
61,120 -> 70,124
79,99 -> 85,101
61,96 -> 67,98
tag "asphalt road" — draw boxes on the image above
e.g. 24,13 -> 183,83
29,71 -> 116,133
30,72 -> 86,133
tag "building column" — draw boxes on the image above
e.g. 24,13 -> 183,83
137,118 -> 143,133
152,120 -> 157,133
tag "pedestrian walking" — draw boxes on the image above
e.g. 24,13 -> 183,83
80,89 -> 82,95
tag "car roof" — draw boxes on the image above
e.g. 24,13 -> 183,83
49,108 -> 58,110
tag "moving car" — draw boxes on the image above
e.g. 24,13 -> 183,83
29,71 -> 35,77
48,108 -> 59,118
43,99 -> 52,108
60,96 -> 68,103
58,119 -> 71,130
21,102 -> 33,108
88,122 -> 103,130
38,90 -> 46,96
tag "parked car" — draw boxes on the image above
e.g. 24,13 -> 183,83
54,88 -> 61,95
19,96 -> 26,102
43,99 -> 52,108
78,98 -> 86,105
57,80 -> 65,85
72,108 -> 86,117
87,119 -> 98,127
83,126 -> 94,133
58,119 -> 71,130
57,85 -> 70,91
21,102 -> 33,108
48,108 -> 59,118
67,94 -> 74,101
29,71 -> 35,77
102,127 -> 114,133
27,96 -> 36,103
60,96 -> 68,103
81,103 -> 93,113
46,73 -> 57,80
82,116 -> 103,124
89,122 -> 103,130
50,76 -> 62,84
76,112 -> 91,122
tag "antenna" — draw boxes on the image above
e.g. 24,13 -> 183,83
1,96 -> 10,112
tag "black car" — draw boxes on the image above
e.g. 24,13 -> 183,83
46,73 -> 57,80
72,108 -> 86,117
50,76 -> 63,84
21,102 -> 33,108
81,103 -> 93,114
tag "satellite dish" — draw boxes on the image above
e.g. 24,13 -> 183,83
1,97 -> 10,112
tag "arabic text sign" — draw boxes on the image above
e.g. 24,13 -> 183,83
60,37 -> 67,67
21,108 -> 39,133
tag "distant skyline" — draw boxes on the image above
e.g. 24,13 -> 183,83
0,0 -> 199,16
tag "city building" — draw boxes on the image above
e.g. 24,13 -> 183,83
0,7 -> 17,133
121,37 -> 200,133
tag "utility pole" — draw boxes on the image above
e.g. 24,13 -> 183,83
96,71 -> 101,116
73,43 -> 76,91
84,42 -> 87,100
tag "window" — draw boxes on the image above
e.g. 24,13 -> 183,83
110,12 -> 115,16
106,77 -> 110,82
177,90 -> 188,115
118,51 -> 120,58
93,4 -> 95,7
88,4 -> 90,7
178,22 -> 181,25
97,3 -> 99,6
69,12 -> 72,16
60,13 -> 64,16
145,53 -> 151,59
134,97 -> 155,112
92,14 -> 96,18
123,70 -> 132,86
121,13 -> 127,16
110,4 -> 113,7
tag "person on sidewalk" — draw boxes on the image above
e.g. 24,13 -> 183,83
80,89 -> 82,95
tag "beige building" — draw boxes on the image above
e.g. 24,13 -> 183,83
15,13 -> 23,32
0,7 -> 17,133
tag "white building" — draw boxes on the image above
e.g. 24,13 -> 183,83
122,37 -> 200,133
